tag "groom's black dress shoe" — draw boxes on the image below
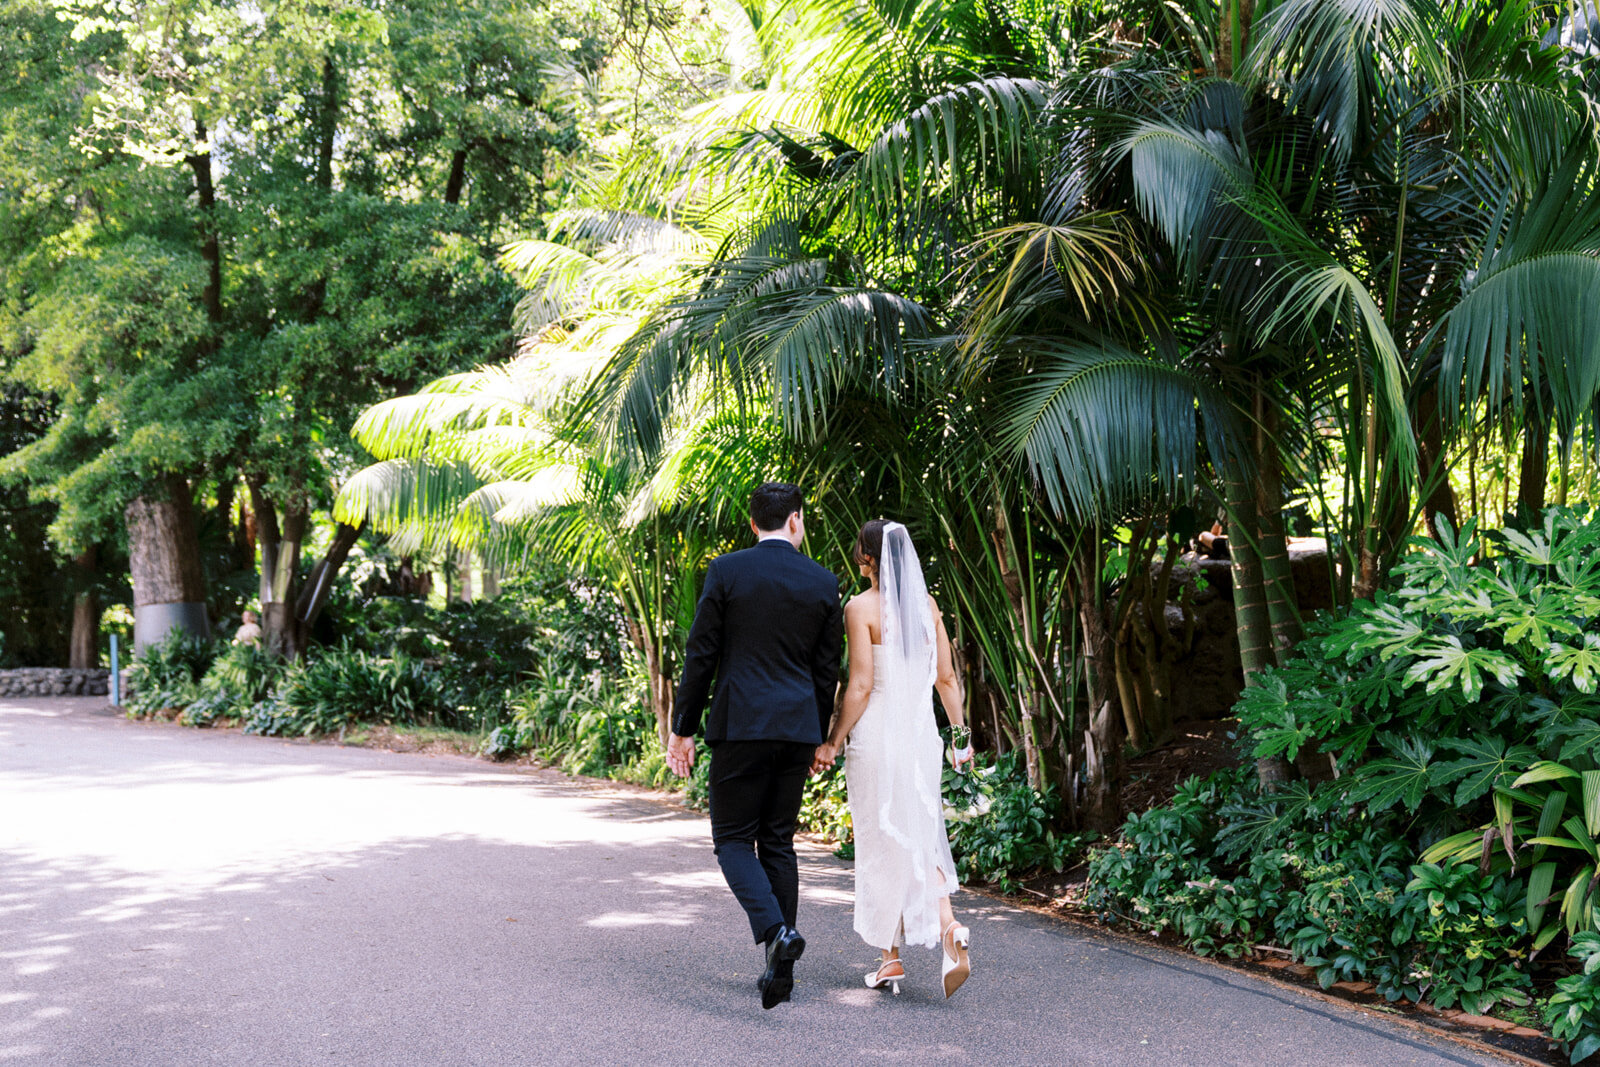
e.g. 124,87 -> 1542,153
758,926 -> 806,1009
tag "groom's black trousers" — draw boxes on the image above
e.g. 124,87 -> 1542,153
708,739 -> 814,942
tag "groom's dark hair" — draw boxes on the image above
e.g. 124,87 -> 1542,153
750,482 -> 804,532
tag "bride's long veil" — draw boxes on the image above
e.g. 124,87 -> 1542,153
874,523 -> 947,910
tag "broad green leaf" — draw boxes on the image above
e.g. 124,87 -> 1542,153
1435,737 -> 1538,805
1566,816 -> 1600,861
1419,829 -> 1488,865
1565,865 -> 1597,935
1588,770 -> 1600,837
1547,634 -> 1600,694
1514,761 -> 1583,788
1537,789 -> 1573,862
1501,526 -> 1554,566
1529,861 -> 1559,930
1347,740 -> 1435,812
1402,637 -> 1521,700
1528,836 -> 1584,849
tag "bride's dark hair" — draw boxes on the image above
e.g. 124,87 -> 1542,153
853,519 -> 889,570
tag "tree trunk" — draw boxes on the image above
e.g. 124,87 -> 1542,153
1415,386 -> 1459,538
445,146 -> 469,205
316,53 -> 337,192
992,501 -> 1045,792
643,630 -> 675,750
1518,411 -> 1551,516
299,52 -> 339,322
1254,409 -> 1302,661
295,521 -> 364,632
184,120 -> 222,336
248,478 -> 309,659
1075,541 -> 1123,834
127,477 -> 210,649
69,547 -> 98,669
1217,0 -> 1256,76
1226,463 -> 1292,786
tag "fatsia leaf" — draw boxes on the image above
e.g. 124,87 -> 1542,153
1492,592 -> 1581,648
1348,738 -> 1436,812
1402,637 -> 1522,700
1435,737 -> 1539,806
1324,598 -> 1428,662
1547,720 -> 1600,764
1547,635 -> 1600,695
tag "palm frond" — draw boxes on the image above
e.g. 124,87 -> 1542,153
1120,119 -> 1251,277
349,368 -> 543,461
1245,0 -> 1448,157
996,336 -> 1239,519
1423,148 -> 1600,432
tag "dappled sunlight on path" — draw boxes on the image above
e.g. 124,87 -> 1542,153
1,698 -> 1498,1066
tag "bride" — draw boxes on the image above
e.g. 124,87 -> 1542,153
813,519 -> 975,998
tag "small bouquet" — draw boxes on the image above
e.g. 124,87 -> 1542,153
940,728 -> 993,823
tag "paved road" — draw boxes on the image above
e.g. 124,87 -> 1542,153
0,698 -> 1506,1066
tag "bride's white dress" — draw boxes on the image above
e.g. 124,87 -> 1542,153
844,639 -> 959,949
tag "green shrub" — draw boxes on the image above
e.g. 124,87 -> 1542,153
1546,932 -> 1600,1063
800,763 -> 852,851
492,661 -> 652,775
1235,510 -> 1600,844
182,642 -> 282,726
323,569 -> 628,733
127,631 -> 217,717
244,643 -> 447,737
948,752 -> 1087,892
1086,767 -> 1534,1012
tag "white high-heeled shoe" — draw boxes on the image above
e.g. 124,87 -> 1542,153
865,958 -> 904,995
941,921 -> 971,999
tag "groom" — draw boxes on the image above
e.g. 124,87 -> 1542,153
665,482 -> 843,1009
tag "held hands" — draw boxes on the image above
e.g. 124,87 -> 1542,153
666,733 -> 696,778
810,741 -> 838,777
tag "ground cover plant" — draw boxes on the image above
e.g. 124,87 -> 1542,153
1087,509 -> 1600,1041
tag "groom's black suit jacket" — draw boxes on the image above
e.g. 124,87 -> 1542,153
671,539 -> 843,745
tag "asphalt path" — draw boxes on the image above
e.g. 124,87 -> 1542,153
0,697 -> 1507,1066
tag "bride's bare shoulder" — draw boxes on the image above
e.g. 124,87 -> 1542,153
845,588 -> 880,616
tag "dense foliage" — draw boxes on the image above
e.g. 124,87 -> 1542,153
1089,511 -> 1600,1035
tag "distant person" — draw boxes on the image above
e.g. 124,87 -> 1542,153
665,482 -> 844,1010
233,611 -> 262,646
811,519 -> 975,999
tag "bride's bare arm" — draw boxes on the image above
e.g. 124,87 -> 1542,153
930,597 -> 965,729
826,599 -> 875,750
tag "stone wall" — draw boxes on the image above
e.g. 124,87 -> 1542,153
1156,540 -> 1336,723
0,668 -> 110,697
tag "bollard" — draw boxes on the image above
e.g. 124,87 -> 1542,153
110,634 -> 121,706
